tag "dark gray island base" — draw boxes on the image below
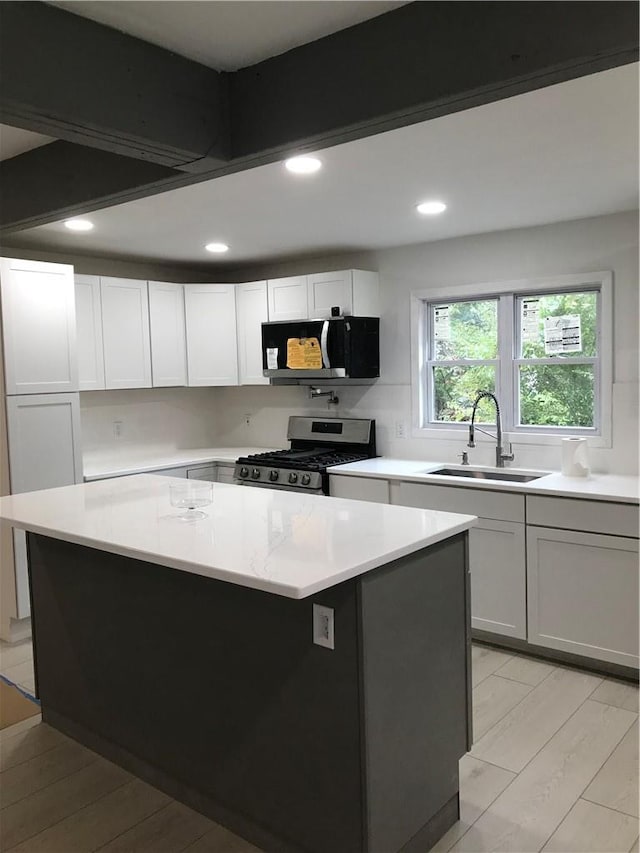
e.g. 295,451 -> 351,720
28,532 -> 472,853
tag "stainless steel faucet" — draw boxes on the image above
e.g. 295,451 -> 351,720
467,391 -> 514,468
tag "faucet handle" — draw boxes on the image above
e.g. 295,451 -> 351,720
459,451 -> 469,465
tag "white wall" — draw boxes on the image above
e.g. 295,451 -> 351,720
215,211 -> 639,474
80,387 -> 221,461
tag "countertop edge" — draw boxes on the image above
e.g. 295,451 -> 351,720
326,461 -> 640,504
5,513 -> 476,599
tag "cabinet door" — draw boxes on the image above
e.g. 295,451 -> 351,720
184,284 -> 238,386
1,257 -> 78,394
329,475 -> 389,504
470,520 -> 526,639
148,282 -> 187,387
216,464 -> 236,484
101,278 -> 152,389
527,526 -> 639,668
307,271 -> 352,319
6,393 -> 83,619
267,276 -> 308,321
392,481 -> 526,639
236,281 -> 269,385
75,274 -> 105,390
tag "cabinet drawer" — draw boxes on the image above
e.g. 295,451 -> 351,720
393,482 -> 524,522
186,465 -> 217,481
527,495 -> 639,538
329,475 -> 389,504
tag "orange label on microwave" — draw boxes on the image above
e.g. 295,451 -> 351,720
286,337 -> 322,369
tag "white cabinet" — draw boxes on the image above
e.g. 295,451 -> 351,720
236,281 -> 269,385
6,393 -> 83,618
101,277 -> 152,389
216,464 -> 235,484
468,519 -> 526,639
527,526 -> 639,668
392,481 -> 526,639
148,282 -> 187,387
267,276 -> 308,321
329,474 -> 390,504
186,465 -> 217,481
75,274 -> 105,390
185,284 -> 238,386
0,257 -> 78,395
307,270 -> 379,319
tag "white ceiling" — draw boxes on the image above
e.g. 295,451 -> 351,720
0,125 -> 56,162
6,63 -> 639,268
47,1 -> 409,70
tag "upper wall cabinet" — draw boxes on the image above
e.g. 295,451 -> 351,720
307,270 -> 380,319
148,282 -> 187,387
236,281 -> 269,386
185,284 -> 238,386
1,257 -> 78,395
101,277 -> 152,390
75,275 -> 105,390
267,276 -> 309,322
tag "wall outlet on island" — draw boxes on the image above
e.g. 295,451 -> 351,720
113,420 -> 124,439
395,419 -> 407,439
244,413 -> 252,426
313,604 -> 335,650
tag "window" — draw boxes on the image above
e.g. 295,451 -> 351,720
413,273 -> 612,442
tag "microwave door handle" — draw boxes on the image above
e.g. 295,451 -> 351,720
320,321 -> 330,368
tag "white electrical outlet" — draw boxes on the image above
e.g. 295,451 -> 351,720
313,604 -> 335,649
244,413 -> 252,426
395,420 -> 407,439
113,420 -> 124,439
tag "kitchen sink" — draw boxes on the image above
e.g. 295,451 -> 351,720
428,467 -> 543,483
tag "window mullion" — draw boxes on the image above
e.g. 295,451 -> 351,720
498,293 -> 514,431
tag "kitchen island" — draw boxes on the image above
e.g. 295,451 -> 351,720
0,475 -> 476,853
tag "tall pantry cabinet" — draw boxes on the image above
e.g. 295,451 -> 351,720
0,258 -> 82,641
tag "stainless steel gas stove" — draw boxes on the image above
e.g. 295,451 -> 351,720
233,416 -> 376,494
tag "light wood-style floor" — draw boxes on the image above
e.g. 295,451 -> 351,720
1,640 -> 638,853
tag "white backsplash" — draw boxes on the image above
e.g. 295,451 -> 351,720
80,387 -> 220,457
212,380 -> 638,474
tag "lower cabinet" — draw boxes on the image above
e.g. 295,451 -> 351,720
328,474 -> 640,668
391,481 -> 527,640
6,393 -> 83,619
469,520 -> 526,639
527,525 -> 639,668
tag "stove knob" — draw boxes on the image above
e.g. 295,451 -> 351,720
251,468 -> 261,480
301,473 -> 311,486
239,466 -> 249,478
288,472 -> 298,484
269,470 -> 279,482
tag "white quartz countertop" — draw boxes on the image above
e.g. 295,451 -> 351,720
83,447 -> 279,481
327,459 -> 640,504
0,475 -> 476,599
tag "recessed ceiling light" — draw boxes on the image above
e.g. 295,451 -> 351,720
205,242 -> 229,254
64,218 -> 94,231
284,156 -> 322,175
416,200 -> 447,215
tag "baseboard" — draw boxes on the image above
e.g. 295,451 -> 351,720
472,630 -> 639,683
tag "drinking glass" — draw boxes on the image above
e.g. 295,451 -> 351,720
169,481 -> 213,521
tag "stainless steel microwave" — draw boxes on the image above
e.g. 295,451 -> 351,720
261,316 -> 380,380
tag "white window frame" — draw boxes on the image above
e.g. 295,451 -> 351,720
410,271 -> 612,447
